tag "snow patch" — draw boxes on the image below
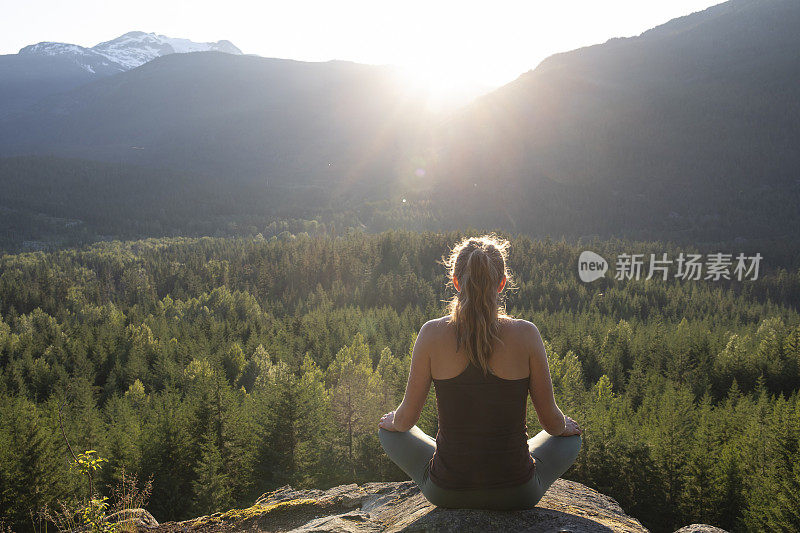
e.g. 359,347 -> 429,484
19,42 -> 90,56
18,31 -> 242,72
92,31 -> 242,69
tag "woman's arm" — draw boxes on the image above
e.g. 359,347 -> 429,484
525,321 -> 580,436
379,321 -> 433,432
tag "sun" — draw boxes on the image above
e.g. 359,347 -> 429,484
394,61 -> 493,112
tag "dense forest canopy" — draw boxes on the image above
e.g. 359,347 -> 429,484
2,154 -> 800,255
1,231 -> 800,532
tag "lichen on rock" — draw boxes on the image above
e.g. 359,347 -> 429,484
150,479 -> 650,532
72,480 -> 733,533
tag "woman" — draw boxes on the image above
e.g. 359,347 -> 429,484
378,234 -> 582,510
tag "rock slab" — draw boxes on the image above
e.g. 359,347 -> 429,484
673,525 -> 729,533
106,508 -> 159,530
150,479 -> 648,532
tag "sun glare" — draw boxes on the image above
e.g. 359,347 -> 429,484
395,61 -> 493,112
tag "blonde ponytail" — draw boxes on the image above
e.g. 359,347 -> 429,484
444,235 -> 512,375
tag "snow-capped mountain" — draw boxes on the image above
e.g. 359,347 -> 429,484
19,31 -> 242,73
18,42 -> 125,76
1,31 -> 242,116
93,31 -> 241,70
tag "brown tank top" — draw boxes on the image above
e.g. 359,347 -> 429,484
428,361 -> 536,489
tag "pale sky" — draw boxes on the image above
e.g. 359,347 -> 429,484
2,0 -> 724,88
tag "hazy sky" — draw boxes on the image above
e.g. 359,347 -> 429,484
3,0 -> 724,88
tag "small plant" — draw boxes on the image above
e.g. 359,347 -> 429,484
41,467 -> 118,533
72,450 -> 108,497
42,497 -> 117,533
40,398 -> 156,533
76,497 -> 116,533
40,401 -> 119,532
108,467 -> 154,533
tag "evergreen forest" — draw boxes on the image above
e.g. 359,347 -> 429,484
1,231 -> 800,532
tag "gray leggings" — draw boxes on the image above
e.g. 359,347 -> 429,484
379,426 -> 581,510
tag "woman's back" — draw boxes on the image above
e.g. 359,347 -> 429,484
427,317 -> 530,381
378,234 -> 581,509
426,317 -> 536,489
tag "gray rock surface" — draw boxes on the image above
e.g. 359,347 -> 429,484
673,525 -> 729,533
107,508 -> 159,529
150,479 -> 648,532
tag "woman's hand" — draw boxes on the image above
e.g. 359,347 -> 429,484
379,411 -> 399,431
560,415 -> 583,436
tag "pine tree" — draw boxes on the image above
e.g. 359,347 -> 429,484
140,394 -> 195,521
294,354 -> 336,487
326,333 -> 376,481
192,435 -> 233,514
681,395 -> 723,525
0,396 -> 68,530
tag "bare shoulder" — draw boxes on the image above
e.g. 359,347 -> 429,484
412,318 -> 451,368
500,317 -> 541,341
419,316 -> 453,341
503,319 -> 545,362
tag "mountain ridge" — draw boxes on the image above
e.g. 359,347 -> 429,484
18,30 -> 243,71
0,51 -> 436,194
1,0 -> 799,245
428,0 -> 800,240
0,31 -> 242,117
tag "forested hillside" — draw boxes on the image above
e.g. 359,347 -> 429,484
3,154 -> 800,254
432,0 -> 800,244
2,232 -> 800,532
0,52 -> 433,189
2,0 -> 800,248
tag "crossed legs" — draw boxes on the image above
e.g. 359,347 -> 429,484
379,425 -> 436,486
526,428 -> 583,496
379,426 -> 581,510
